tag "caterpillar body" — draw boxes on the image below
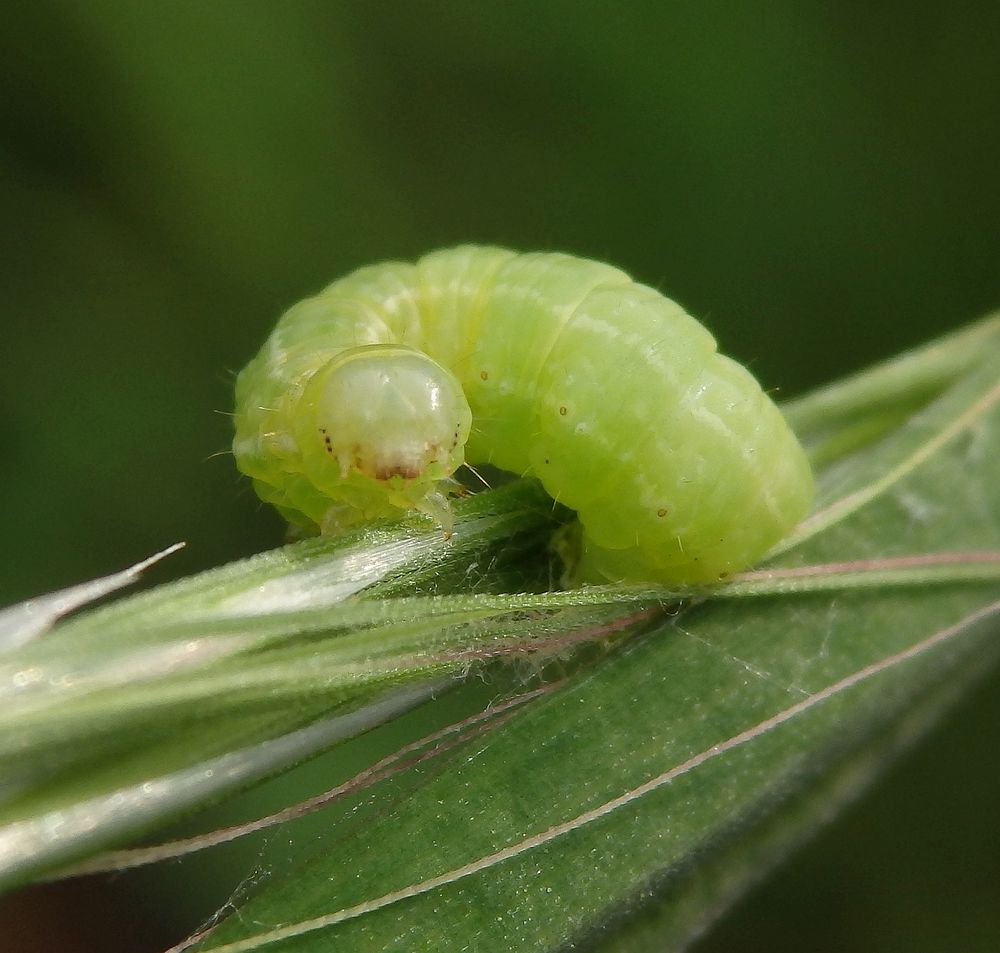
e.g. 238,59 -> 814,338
233,246 -> 813,585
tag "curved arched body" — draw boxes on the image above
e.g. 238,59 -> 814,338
234,246 -> 813,584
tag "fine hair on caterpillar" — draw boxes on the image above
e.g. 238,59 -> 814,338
233,245 -> 814,585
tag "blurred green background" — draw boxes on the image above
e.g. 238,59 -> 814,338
2,2 -> 998,951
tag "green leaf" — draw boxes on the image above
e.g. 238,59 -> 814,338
176,319 -> 995,952
1,318 -> 998,953
0,480 -> 572,887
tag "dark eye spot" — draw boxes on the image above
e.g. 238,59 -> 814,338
480,370 -> 489,381
559,405 -> 568,416
656,507 -> 668,517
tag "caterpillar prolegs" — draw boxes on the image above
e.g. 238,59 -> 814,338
233,246 -> 814,585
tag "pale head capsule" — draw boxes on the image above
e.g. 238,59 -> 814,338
294,345 -> 472,534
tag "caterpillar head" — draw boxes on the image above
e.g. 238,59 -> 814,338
298,345 -> 472,531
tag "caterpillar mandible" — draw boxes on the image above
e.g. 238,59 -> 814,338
233,246 -> 814,585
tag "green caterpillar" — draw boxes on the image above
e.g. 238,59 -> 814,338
233,246 -> 813,585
